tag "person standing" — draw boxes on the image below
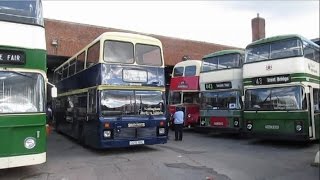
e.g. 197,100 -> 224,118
173,106 -> 184,141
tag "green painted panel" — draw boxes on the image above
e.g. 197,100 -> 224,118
0,46 -> 46,72
0,114 -> 46,157
244,111 -> 309,134
243,73 -> 320,86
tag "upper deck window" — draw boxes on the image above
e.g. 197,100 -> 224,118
86,41 -> 100,68
245,38 -> 303,63
76,51 -> 85,72
104,40 -> 134,64
201,53 -> 241,72
173,67 -> 184,77
136,44 -> 162,66
0,0 -> 44,26
185,65 -> 196,76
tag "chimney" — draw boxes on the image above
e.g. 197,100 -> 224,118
251,13 -> 265,42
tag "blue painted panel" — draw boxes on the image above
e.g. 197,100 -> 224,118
101,64 -> 165,86
56,63 -> 165,93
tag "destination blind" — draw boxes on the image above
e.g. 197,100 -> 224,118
0,49 -> 25,65
252,74 -> 291,85
205,81 -> 232,90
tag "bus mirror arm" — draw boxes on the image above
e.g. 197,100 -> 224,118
47,82 -> 57,98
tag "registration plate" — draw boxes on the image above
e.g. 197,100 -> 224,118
129,140 -> 145,145
128,122 -> 145,128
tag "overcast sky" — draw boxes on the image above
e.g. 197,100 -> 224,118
42,1 -> 319,48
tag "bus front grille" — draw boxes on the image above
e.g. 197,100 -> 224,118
114,127 -> 157,139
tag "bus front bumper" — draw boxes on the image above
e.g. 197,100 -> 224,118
0,152 -> 46,169
195,126 -> 241,134
245,131 -> 310,141
99,136 -> 167,149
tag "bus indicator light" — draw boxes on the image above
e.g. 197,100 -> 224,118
104,123 -> 110,128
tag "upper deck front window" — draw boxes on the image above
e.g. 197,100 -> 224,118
185,65 -> 196,76
201,53 -> 241,72
245,38 -> 303,63
104,40 -> 134,63
136,44 -> 162,66
173,67 -> 184,77
0,0 -> 43,26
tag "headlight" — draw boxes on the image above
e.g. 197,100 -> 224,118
159,127 -> 165,135
187,114 -> 191,118
295,121 -> 303,133
296,124 -> 302,132
103,130 -> 112,138
247,123 -> 253,130
234,120 -> 239,127
24,137 -> 36,149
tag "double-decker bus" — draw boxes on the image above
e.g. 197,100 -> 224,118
168,60 -> 202,128
53,32 -> 167,148
198,50 -> 245,133
0,0 -> 54,169
243,34 -> 319,140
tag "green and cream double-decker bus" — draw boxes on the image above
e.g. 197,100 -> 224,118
0,0 -> 55,169
243,34 -> 319,140
199,50 -> 245,133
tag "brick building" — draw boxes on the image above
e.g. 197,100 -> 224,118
45,19 -> 239,84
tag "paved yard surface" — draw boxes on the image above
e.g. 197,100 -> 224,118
0,130 -> 319,180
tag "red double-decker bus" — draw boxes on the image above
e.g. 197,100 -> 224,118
168,60 -> 202,128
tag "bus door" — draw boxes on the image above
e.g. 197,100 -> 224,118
307,87 -> 316,139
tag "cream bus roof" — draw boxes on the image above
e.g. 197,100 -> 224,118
174,60 -> 202,67
55,32 -> 163,71
96,32 -> 162,46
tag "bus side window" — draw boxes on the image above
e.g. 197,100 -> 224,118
76,52 -> 85,72
86,41 -> 100,68
304,45 -> 315,61
62,64 -> 69,79
69,59 -> 76,76
314,88 -> 320,112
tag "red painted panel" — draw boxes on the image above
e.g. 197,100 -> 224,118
210,117 -> 229,127
169,76 -> 199,91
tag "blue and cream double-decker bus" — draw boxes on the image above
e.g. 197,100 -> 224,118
0,0 -> 55,169
53,32 -> 167,148
198,50 -> 245,133
243,34 -> 319,140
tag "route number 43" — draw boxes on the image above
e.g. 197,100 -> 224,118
256,78 -> 263,85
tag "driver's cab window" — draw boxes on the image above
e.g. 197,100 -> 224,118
88,90 -> 97,113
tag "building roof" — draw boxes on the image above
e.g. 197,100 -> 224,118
45,19 -> 240,66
